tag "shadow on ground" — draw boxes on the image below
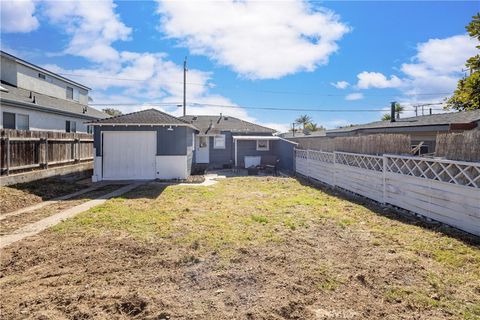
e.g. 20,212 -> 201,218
296,175 -> 480,247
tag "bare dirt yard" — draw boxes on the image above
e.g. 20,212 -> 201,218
0,177 -> 479,319
0,178 -> 89,214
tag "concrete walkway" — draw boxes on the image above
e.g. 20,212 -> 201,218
0,183 -> 140,249
0,183 -> 106,221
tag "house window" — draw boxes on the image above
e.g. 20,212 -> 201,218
213,134 -> 225,149
16,114 -> 29,131
38,73 -> 46,80
87,125 -> 93,134
199,136 -> 208,148
66,86 -> 74,100
256,140 -> 269,151
3,112 -> 15,129
66,120 -> 76,133
73,88 -> 79,101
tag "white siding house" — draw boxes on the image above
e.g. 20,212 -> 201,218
0,51 -> 106,132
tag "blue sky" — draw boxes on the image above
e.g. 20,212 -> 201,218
1,0 -> 478,131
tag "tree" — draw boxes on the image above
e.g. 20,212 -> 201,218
446,13 -> 480,111
382,114 -> 392,121
305,122 -> 325,131
102,108 -> 123,117
295,115 -> 312,130
381,103 -> 404,121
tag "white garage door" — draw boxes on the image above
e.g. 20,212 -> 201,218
103,131 -> 156,180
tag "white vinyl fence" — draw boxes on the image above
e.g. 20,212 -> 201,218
295,149 -> 480,236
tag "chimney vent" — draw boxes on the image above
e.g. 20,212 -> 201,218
390,102 -> 396,123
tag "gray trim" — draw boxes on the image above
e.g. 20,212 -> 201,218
1,50 -> 90,90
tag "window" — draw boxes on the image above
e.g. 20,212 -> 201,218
199,136 -> 208,148
16,114 -> 29,131
66,120 -> 76,133
213,134 -> 225,149
73,88 -> 79,101
256,140 -> 269,151
38,73 -> 46,80
3,112 -> 15,129
66,86 -> 74,100
87,125 -> 93,134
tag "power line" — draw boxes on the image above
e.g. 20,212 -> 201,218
90,101 -> 446,113
58,72 -> 452,97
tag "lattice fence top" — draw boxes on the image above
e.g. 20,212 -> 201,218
295,149 -> 308,159
335,152 -> 383,172
385,155 -> 480,188
309,150 -> 334,163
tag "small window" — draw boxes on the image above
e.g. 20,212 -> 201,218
213,134 -> 225,149
87,125 -> 93,134
73,88 -> 79,101
16,114 -> 29,131
199,136 -> 208,148
256,140 -> 269,151
3,112 -> 15,129
66,86 -> 74,100
38,73 -> 46,80
66,120 -> 76,132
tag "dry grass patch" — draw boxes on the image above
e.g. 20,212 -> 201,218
1,177 -> 479,319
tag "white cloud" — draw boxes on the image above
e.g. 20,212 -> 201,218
157,0 -> 349,79
43,0 -> 131,63
355,34 -> 477,102
0,0 -> 39,33
345,92 -> 364,101
356,72 -> 403,89
331,81 -> 349,89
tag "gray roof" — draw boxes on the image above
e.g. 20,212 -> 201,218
89,108 -> 195,127
0,82 -> 106,119
281,130 -> 326,138
180,115 -> 276,134
327,110 -> 480,135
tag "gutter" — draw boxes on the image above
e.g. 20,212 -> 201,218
0,98 -> 105,120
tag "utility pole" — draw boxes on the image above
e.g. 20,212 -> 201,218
292,123 -> 296,136
415,106 -> 418,117
183,56 -> 187,116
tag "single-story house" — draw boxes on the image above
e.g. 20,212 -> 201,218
1,50 -> 106,132
180,114 -> 297,172
89,109 -> 198,181
326,109 -> 480,154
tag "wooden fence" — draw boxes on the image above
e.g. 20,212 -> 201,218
0,129 -> 94,176
435,130 -> 480,162
288,134 -> 411,155
295,149 -> 480,236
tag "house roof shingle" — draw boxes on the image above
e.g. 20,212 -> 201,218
180,115 -> 276,134
327,110 -> 480,135
89,108 -> 195,127
0,82 -> 106,119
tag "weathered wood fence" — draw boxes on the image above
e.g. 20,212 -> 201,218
0,129 -> 94,176
295,149 -> 480,236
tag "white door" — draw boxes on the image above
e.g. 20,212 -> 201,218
195,136 -> 209,163
103,131 -> 156,180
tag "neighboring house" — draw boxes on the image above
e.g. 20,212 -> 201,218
280,130 -> 326,139
89,109 -> 198,181
0,50 -> 106,133
326,110 -> 480,154
181,114 -> 297,171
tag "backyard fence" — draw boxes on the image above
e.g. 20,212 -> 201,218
289,134 -> 411,155
295,149 -> 480,236
0,129 -> 94,176
435,130 -> 480,162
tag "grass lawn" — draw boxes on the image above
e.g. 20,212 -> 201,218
1,177 -> 479,319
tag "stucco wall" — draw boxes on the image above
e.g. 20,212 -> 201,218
93,125 -> 190,157
0,56 -> 17,85
0,105 -> 90,132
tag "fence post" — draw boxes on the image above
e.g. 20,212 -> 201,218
45,137 -> 49,169
6,133 -> 10,176
382,155 -> 387,204
333,151 -> 337,187
307,149 -> 311,178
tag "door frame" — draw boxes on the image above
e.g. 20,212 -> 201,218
195,135 -> 210,163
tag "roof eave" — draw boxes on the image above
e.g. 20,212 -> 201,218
0,98 -> 106,120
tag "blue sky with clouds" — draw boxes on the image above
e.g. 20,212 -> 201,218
1,0 -> 478,131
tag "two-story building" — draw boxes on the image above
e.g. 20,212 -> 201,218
0,51 -> 106,133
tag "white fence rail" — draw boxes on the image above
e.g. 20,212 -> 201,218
295,149 -> 480,236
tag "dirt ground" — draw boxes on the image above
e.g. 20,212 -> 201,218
0,178 -> 89,214
0,177 -> 479,319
